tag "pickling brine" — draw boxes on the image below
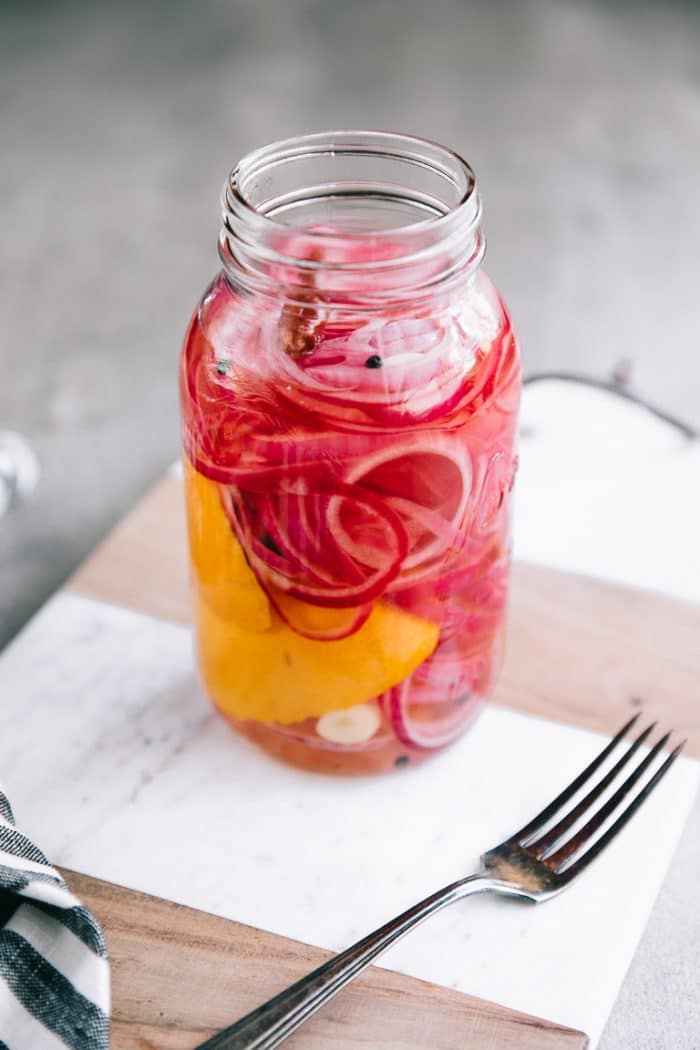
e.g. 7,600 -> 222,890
180,132 -> 521,773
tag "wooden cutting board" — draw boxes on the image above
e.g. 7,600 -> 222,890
62,868 -> 587,1049
59,470 -> 700,1048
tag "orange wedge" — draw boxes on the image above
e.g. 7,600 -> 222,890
195,595 -> 438,724
184,460 -> 270,631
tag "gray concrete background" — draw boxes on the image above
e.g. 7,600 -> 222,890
1,1 -> 699,1046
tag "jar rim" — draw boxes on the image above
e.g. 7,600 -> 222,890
220,130 -> 484,302
226,130 -> 479,242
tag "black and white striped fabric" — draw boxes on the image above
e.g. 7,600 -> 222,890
0,788 -> 109,1049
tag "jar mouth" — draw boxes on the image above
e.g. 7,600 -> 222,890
220,130 -> 484,301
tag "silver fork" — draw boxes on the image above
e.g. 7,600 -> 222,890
197,716 -> 684,1050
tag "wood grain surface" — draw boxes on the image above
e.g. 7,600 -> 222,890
69,473 -> 700,755
63,869 -> 588,1050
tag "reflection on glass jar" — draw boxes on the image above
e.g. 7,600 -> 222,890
180,132 -> 521,773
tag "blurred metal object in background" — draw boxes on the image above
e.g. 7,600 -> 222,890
0,432 -> 39,518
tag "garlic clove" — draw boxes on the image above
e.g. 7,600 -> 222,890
316,704 -> 381,745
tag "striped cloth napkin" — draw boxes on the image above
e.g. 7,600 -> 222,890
0,787 -> 109,1049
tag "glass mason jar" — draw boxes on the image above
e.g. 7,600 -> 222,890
180,131 -> 521,774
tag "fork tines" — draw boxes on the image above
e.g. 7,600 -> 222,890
511,714 -> 685,880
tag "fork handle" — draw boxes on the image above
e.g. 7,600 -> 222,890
197,873 -> 493,1050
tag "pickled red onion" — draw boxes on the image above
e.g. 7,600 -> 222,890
380,679 -> 481,750
222,483 -> 409,607
180,248 -> 519,761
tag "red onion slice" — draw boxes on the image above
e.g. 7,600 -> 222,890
267,588 -> 373,641
345,437 -> 473,577
221,482 -> 409,608
380,679 -> 479,750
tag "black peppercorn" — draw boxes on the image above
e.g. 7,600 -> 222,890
365,355 -> 383,369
